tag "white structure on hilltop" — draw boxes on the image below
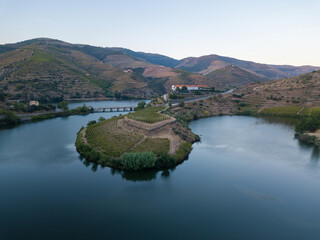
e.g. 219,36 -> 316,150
171,85 -> 209,91
29,101 -> 40,106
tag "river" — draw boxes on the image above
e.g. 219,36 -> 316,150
1,100 -> 320,240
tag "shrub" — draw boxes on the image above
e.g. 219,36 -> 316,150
156,152 -> 176,168
4,111 -> 19,124
175,142 -> 192,161
134,101 -> 146,111
295,110 -> 320,133
121,152 -> 157,171
87,120 -> 97,126
98,116 -> 106,122
57,101 -> 69,111
76,104 -> 92,113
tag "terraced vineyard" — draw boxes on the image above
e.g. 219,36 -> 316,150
130,138 -> 170,155
86,117 -> 143,157
241,95 -> 266,112
127,106 -> 170,123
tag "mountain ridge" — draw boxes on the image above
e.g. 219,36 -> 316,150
0,38 -> 319,102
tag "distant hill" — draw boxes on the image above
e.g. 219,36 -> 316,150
206,65 -> 266,88
174,54 -> 320,79
0,38 -> 319,102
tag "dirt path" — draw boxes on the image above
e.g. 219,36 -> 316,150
81,128 -> 89,145
152,128 -> 181,154
306,129 -> 320,138
297,106 -> 305,115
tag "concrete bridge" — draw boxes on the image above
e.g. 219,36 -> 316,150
94,106 -> 135,112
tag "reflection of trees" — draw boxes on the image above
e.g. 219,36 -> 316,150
311,146 -> 320,162
297,140 -> 320,162
91,163 -> 98,172
120,170 -> 157,182
80,157 -> 175,182
161,170 -> 170,178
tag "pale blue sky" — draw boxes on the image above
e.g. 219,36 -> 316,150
1,0 -> 319,66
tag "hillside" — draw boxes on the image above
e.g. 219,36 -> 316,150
0,39 -> 162,101
240,69 -> 320,108
175,54 -> 319,79
0,38 -> 214,102
206,65 -> 266,88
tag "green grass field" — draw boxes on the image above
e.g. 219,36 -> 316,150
260,106 -> 303,115
299,107 -> 320,115
86,117 -> 143,157
127,106 -> 169,123
130,138 -> 170,155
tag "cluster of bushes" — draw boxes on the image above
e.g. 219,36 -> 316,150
75,131 -> 104,163
134,101 -> 146,111
179,100 -> 185,107
121,152 -> 157,171
169,93 -> 184,99
233,93 -> 244,98
175,142 -> 192,162
0,91 -> 6,102
155,152 -> 176,168
0,110 -> 19,125
295,110 -> 320,133
31,113 -> 57,121
31,104 -> 93,122
267,95 -> 282,101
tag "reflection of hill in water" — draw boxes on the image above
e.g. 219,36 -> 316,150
256,116 -> 298,128
81,158 -> 173,182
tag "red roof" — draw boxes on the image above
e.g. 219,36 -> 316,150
173,85 -> 209,88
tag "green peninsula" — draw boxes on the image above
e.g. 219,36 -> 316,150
75,106 -> 199,171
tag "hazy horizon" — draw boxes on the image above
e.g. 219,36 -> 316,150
1,0 -> 319,66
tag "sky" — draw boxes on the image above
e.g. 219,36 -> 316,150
0,0 -> 319,66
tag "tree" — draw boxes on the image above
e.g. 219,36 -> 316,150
0,91 -> 6,102
179,100 -> 185,107
57,101 -> 69,111
135,101 -> 146,111
87,120 -> 97,126
295,109 -> 320,133
98,116 -> 106,122
181,86 -> 188,91
14,102 -> 26,112
4,111 -> 19,124
114,91 -> 122,99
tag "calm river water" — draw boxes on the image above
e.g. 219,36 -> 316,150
1,101 -> 320,240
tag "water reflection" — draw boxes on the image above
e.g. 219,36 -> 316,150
256,116 -> 298,128
111,168 -> 174,182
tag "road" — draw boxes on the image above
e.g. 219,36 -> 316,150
169,89 -> 234,106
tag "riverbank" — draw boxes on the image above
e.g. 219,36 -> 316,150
0,105 -> 94,127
